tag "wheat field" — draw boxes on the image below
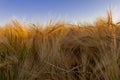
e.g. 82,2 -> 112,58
0,12 -> 120,80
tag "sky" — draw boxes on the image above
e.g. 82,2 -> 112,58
0,0 -> 120,25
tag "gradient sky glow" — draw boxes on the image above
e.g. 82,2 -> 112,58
0,0 -> 120,25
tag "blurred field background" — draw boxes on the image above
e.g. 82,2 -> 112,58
0,12 -> 120,80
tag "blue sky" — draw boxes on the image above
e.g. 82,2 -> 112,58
0,0 -> 120,25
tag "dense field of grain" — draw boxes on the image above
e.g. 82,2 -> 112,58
0,13 -> 120,80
